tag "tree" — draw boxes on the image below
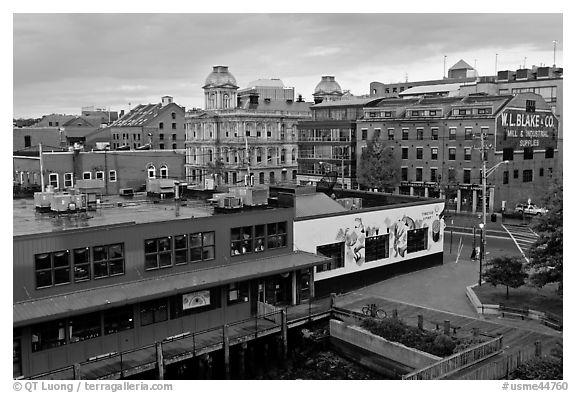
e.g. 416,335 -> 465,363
528,181 -> 563,294
483,256 -> 528,299
206,158 -> 225,186
357,138 -> 400,192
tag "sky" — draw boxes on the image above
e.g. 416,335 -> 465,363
13,13 -> 563,118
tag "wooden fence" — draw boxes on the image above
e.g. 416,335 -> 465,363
402,335 -> 503,380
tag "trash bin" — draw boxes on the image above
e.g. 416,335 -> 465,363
491,213 -> 497,222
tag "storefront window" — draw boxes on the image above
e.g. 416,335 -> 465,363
103,306 -> 134,335
69,312 -> 101,343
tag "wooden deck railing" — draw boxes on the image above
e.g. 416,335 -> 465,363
402,335 -> 503,380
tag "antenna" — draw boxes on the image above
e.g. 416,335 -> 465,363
495,53 -> 498,75
552,40 -> 557,67
443,55 -> 447,79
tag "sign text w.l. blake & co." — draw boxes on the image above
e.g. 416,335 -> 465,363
496,109 -> 558,150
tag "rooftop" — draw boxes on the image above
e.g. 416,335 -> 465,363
13,196 -> 216,237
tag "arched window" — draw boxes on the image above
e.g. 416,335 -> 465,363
291,148 -> 296,162
171,112 -> 176,120
160,165 -> 168,179
208,93 -> 216,109
147,165 -> 156,179
223,94 -> 230,109
256,147 -> 262,163
159,122 -> 164,130
208,149 -> 213,162
280,149 -> 286,163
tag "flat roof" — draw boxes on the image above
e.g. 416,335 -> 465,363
13,196 -> 217,237
13,251 -> 329,326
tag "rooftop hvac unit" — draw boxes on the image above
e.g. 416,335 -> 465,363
220,196 -> 242,209
51,194 -> 73,212
231,186 -> 269,206
34,192 -> 53,209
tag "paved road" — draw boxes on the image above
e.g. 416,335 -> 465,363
501,224 -> 539,261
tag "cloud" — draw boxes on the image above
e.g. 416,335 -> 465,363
13,13 -> 563,117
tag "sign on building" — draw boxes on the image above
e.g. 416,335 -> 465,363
495,108 -> 558,151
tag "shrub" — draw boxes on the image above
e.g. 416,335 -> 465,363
433,335 -> 456,357
511,357 -> 563,380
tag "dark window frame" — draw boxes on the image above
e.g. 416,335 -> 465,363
365,234 -> 390,262
316,242 -> 344,272
144,237 -> 172,271
190,231 -> 215,262
407,228 -> 428,254
93,243 -> 125,278
34,250 -> 71,289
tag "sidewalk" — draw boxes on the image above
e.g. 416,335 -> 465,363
444,211 -> 528,231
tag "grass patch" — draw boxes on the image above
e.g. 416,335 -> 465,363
473,283 -> 562,317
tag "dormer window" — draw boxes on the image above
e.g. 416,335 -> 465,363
477,108 -> 492,115
458,109 -> 468,115
384,111 -> 392,118
429,110 -> 437,116
411,110 -> 420,116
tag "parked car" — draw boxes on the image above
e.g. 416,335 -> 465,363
515,203 -> 529,213
523,205 -> 548,216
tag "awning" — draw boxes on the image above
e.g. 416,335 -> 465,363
14,251 -> 329,327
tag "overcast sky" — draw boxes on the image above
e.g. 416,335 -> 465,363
13,13 -> 563,118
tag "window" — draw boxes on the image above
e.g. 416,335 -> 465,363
147,165 -> 156,179
416,167 -> 423,181
73,247 -> 90,282
267,222 -> 287,249
159,122 -> 164,129
430,168 -> 437,182
402,129 -> 409,140
35,251 -> 70,288
374,128 -> 381,139
172,123 -> 177,130
407,228 -> 428,253
545,148 -> 554,159
160,164 -> 168,179
140,299 -> 168,326
513,169 -> 519,179
64,173 -> 73,188
384,111 -> 392,118
171,112 -> 176,120
478,108 -> 492,115
539,168 -> 544,177
159,133 -> 165,141
365,235 -> 389,262
449,128 -> 456,140
31,320 -> 66,352
416,147 -> 423,159
93,243 -> 124,278
83,172 -> 92,180
503,171 -> 509,184
503,148 -> 514,161
526,100 -> 536,113
429,110 -> 437,116
24,135 -> 31,147
228,282 -> 249,305
173,234 -> 188,265
401,167 -> 408,181
254,224 -> 266,252
159,143 -> 165,150
109,170 -> 117,182
190,231 -> 215,262
69,312 -> 101,343
431,147 -> 438,160
48,173 -> 58,189
172,143 -> 177,149
103,306 -> 134,335
172,133 -> 177,141
463,169 -> 471,184
361,129 -> 367,140
231,227 -> 252,255
448,168 -> 456,183
464,147 -> 471,161
145,237 -> 172,270
465,128 -> 473,140
95,171 -> 104,180
524,148 -> 533,160
416,128 -> 424,140
448,148 -> 456,160
412,110 -> 420,116
458,109 -> 468,115
316,242 -> 344,272
402,147 -> 409,160
431,128 -> 438,140
388,128 -> 394,140
523,169 -> 533,183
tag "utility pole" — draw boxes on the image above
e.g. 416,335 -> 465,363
479,129 -> 488,286
39,143 -> 45,191
553,40 -> 557,67
443,55 -> 447,79
495,53 -> 498,75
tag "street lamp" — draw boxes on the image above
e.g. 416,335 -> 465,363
479,159 -> 509,286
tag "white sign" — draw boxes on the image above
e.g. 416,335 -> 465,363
182,290 -> 211,310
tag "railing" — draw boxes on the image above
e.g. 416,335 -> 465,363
26,310 -> 284,380
402,335 -> 503,380
455,345 -> 538,380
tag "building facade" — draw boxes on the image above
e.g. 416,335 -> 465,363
13,150 -> 186,195
110,96 -> 186,150
296,97 -> 383,189
13,195 -> 326,378
358,93 -> 558,212
185,66 -> 311,187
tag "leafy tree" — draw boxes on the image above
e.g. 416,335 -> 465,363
357,138 -> 400,192
484,256 -> 528,299
528,181 -> 563,294
206,158 -> 226,186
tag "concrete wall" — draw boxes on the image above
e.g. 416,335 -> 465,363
330,320 -> 440,371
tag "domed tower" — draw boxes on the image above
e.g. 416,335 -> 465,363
313,76 -> 343,104
203,66 -> 239,110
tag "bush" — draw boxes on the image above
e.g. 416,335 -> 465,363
433,335 -> 456,356
360,318 -> 454,357
511,357 -> 563,380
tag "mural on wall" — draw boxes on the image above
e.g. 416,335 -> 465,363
331,204 -> 446,266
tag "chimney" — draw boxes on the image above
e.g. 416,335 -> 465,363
119,110 -> 125,118
297,94 -> 304,102
161,96 -> 173,107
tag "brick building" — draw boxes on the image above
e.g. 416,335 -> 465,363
110,96 -> 186,150
358,93 -> 558,212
